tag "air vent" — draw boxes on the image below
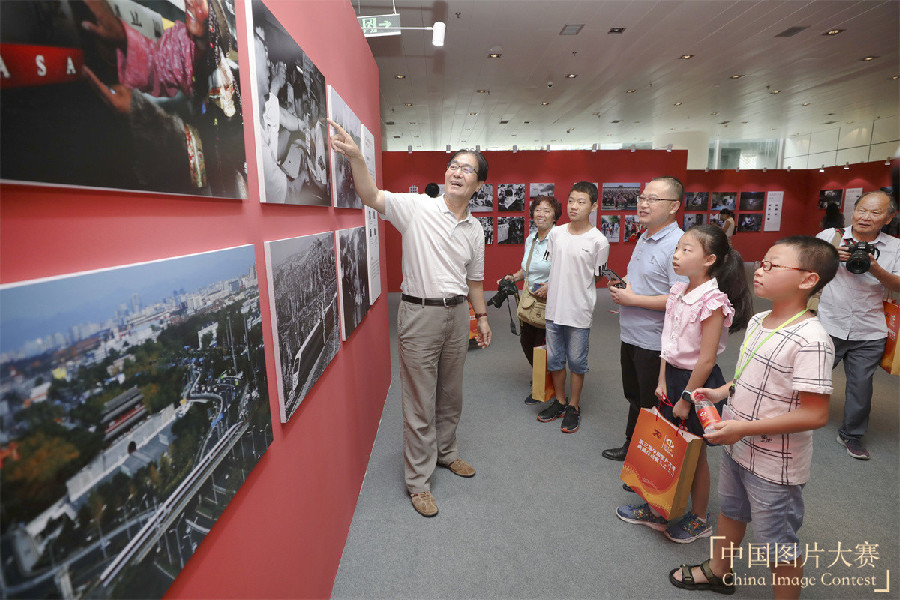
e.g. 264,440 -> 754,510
824,120 -> 837,124
393,135 -> 401,139
610,120 -> 621,123
385,121 -> 395,125
499,120 -> 509,125
608,27 -> 625,34
775,26 -> 809,37
560,24 -> 584,35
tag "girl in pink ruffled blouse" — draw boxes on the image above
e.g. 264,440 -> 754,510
617,224 -> 753,544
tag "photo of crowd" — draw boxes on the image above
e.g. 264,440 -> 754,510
602,183 -> 640,210
600,215 -> 620,243
622,215 -> 645,242
1,0 -> 247,198
251,0 -> 330,205
469,184 -> 494,212
530,183 -> 555,198
497,216 -> 525,244
710,192 -> 737,211
498,183 -> 526,212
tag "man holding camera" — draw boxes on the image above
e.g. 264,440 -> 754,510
816,191 -> 900,460
329,119 -> 491,517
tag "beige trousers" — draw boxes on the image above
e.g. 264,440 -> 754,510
397,300 -> 469,494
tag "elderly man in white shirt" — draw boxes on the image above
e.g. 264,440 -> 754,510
328,119 -> 492,517
816,191 -> 900,460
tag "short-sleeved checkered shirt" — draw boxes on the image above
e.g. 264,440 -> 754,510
724,312 -> 835,486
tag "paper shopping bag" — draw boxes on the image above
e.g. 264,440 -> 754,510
881,301 -> 900,376
620,407 -> 702,520
531,346 -> 556,402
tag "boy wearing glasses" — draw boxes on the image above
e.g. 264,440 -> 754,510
536,182 -> 610,433
815,191 -> 900,460
603,176 -> 687,461
329,119 -> 492,517
670,236 -> 838,598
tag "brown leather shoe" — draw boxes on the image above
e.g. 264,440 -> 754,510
410,491 -> 438,517
442,458 -> 476,477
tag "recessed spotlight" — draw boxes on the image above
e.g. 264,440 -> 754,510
711,112 -> 719,116
394,74 -> 406,79
524,121 -> 531,124
541,101 -> 550,106
626,89 -> 636,93
385,121 -> 395,125
611,120 -> 621,124
823,28 -> 844,36
592,112 -> 601,116
565,73 -> 577,79
891,75 -> 899,80
844,163 -> 850,169
469,112 -> 477,116
476,89 -> 489,94
861,55 -> 879,61
608,27 -> 625,34
679,54 -> 694,60
802,102 -> 810,106
674,102 -> 682,106
499,120 -> 509,125
488,52 -> 502,58
634,120 -> 640,124
404,102 -> 413,107
769,89 -> 781,94
730,74 -> 744,79
393,135 -> 400,139
408,121 -> 416,125
819,165 -> 825,172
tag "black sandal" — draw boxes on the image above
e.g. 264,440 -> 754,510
669,559 -> 736,595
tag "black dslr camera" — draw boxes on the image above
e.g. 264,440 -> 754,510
843,241 -> 880,274
488,278 -> 519,308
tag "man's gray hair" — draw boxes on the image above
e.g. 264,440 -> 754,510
854,190 -> 898,213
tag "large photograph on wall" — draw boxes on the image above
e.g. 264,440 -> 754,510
497,183 -> 525,211
0,0 -> 247,199
328,86 -> 363,209
497,216 -> 525,244
336,227 -> 371,341
476,217 -> 493,245
601,183 -> 640,210
250,0 -> 330,205
264,232 -> 341,423
0,245 -> 273,599
469,184 -> 494,212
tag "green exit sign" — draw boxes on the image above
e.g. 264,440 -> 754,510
358,13 -> 401,37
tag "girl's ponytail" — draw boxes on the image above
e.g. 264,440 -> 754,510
689,224 -> 753,332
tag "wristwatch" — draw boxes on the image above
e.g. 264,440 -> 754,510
474,312 -> 487,319
681,390 -> 693,403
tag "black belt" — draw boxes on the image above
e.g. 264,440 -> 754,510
401,294 -> 467,307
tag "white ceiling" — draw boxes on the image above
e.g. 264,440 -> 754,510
358,0 -> 900,154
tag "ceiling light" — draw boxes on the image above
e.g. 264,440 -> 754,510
705,167 -> 709,172
469,112 -> 477,116
408,145 -> 412,154
408,121 -> 415,125
802,102 -> 810,106
742,121 -> 749,124
844,163 -> 850,169
446,145 -> 451,153
392,135 -> 400,139
626,89 -> 636,94
541,101 -> 550,106
730,74 -> 744,79
476,144 -> 481,152
432,21 -> 445,47
565,73 -> 577,79
886,158 -> 892,165
674,102 -> 682,106
679,54 -> 694,60
711,112 -> 719,116
823,28 -> 844,36
769,90 -> 780,94
736,167 -> 740,172
592,144 -> 598,152
861,55 -> 878,61
513,145 -> 518,153
762,167 -> 767,172
819,165 -> 825,172
476,89 -> 489,94
666,144 -> 672,153
892,75 -> 900,80
545,144 -> 551,152
787,166 -> 791,172
385,121 -> 395,125
487,52 -> 501,58
630,145 -> 636,152
560,24 -> 584,36
404,102 -> 413,106
524,121 -> 530,124
394,74 -> 406,79
608,27 -> 625,34
634,121 -> 640,124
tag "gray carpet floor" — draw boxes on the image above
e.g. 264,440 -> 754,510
332,290 -> 899,600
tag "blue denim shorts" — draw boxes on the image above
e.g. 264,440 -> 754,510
545,320 -> 590,374
718,453 -> 805,562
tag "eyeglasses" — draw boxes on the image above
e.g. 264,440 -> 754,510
636,194 -> 679,205
447,162 -> 477,176
755,260 -> 810,273
853,207 -> 887,218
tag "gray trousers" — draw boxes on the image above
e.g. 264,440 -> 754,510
397,300 -> 469,494
832,335 -> 887,440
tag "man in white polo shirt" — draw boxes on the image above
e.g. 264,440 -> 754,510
329,119 -> 492,517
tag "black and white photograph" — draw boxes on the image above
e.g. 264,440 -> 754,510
710,192 -> 737,211
469,184 -> 494,212
818,189 -> 844,210
602,183 -> 640,210
337,226 -> 371,341
0,0 -> 247,199
600,215 -> 620,243
683,213 -> 706,230
265,232 -> 341,423
623,215 -> 645,242
738,213 -> 764,232
529,183 -> 555,198
251,0 -> 330,205
329,86 -> 363,209
684,192 -> 709,211
497,183 -> 526,212
497,217 -> 525,244
739,191 -> 766,212
476,217 -> 494,245
0,245 -> 272,599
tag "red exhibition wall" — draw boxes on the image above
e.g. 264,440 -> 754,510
0,1 -> 387,598
381,152 -> 892,292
